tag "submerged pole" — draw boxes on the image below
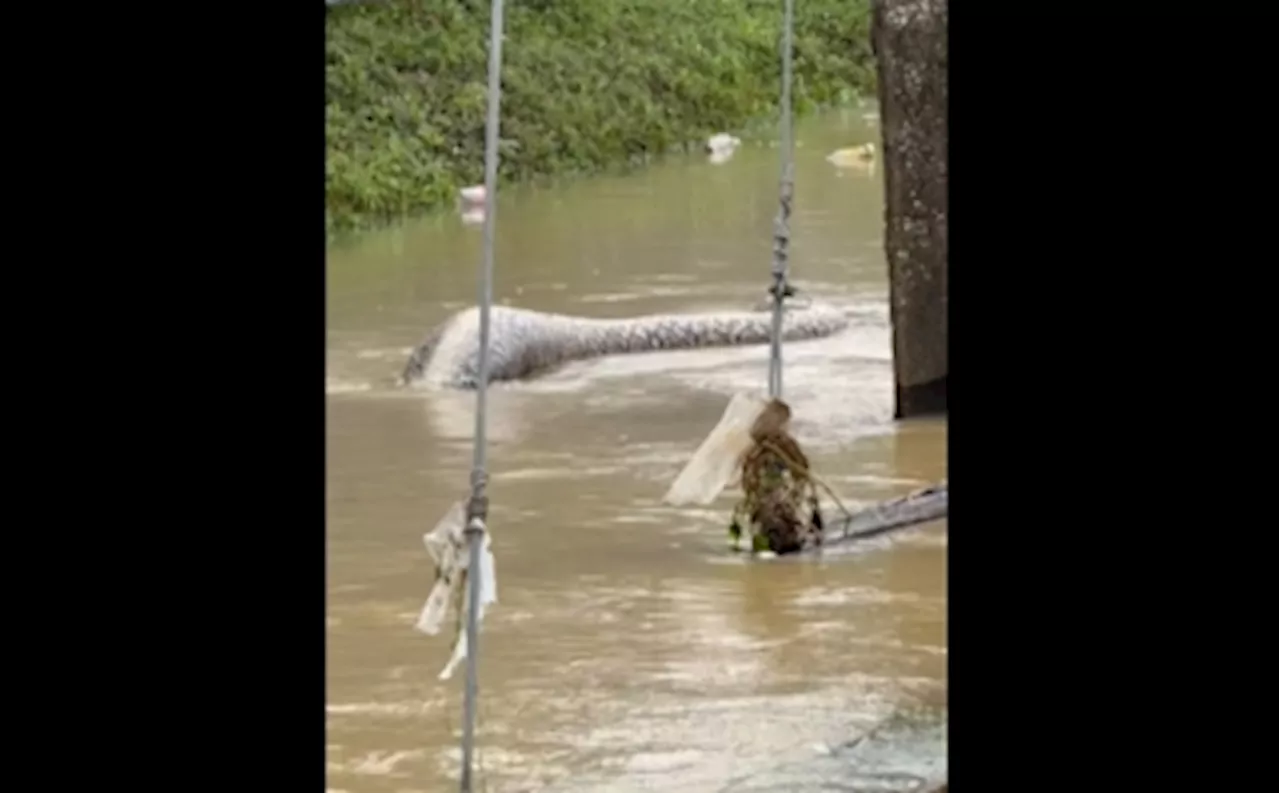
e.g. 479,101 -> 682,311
460,0 -> 506,788
767,0 -> 797,400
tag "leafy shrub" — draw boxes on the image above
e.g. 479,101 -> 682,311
326,0 -> 873,238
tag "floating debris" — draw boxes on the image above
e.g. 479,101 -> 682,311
663,393 -> 834,555
458,184 -> 487,226
664,392 -> 767,509
705,133 -> 742,164
827,143 -> 877,170
415,501 -> 498,680
730,399 -> 824,555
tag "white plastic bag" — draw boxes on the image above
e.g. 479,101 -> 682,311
415,502 -> 465,636
415,501 -> 499,680
663,392 -> 768,506
435,542 -> 497,681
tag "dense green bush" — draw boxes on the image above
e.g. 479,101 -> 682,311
325,0 -> 874,237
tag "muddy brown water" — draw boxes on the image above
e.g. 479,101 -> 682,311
326,107 -> 947,793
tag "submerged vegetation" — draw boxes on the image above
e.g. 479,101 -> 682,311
325,0 -> 875,237
731,398 -> 826,555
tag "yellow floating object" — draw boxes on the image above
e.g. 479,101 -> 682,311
826,143 -> 876,168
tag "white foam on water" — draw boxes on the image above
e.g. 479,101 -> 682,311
355,347 -> 414,360
791,586 -> 936,608
326,379 -> 373,395
351,749 -> 423,776
326,701 -> 430,716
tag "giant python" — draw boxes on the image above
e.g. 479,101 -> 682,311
401,302 -> 851,389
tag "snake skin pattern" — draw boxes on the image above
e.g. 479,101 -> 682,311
402,304 -> 850,388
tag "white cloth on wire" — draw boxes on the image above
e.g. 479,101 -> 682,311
415,500 -> 498,680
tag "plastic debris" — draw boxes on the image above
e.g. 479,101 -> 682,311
705,133 -> 742,164
415,501 -> 498,680
458,185 -> 487,226
826,143 -> 877,170
663,392 -> 768,507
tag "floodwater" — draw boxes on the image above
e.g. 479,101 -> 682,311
326,106 -> 948,793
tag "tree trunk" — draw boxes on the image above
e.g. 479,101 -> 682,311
872,0 -> 949,418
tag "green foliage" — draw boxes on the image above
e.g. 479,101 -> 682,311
325,0 -> 874,238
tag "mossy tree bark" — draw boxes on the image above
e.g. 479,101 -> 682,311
872,0 -> 948,418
